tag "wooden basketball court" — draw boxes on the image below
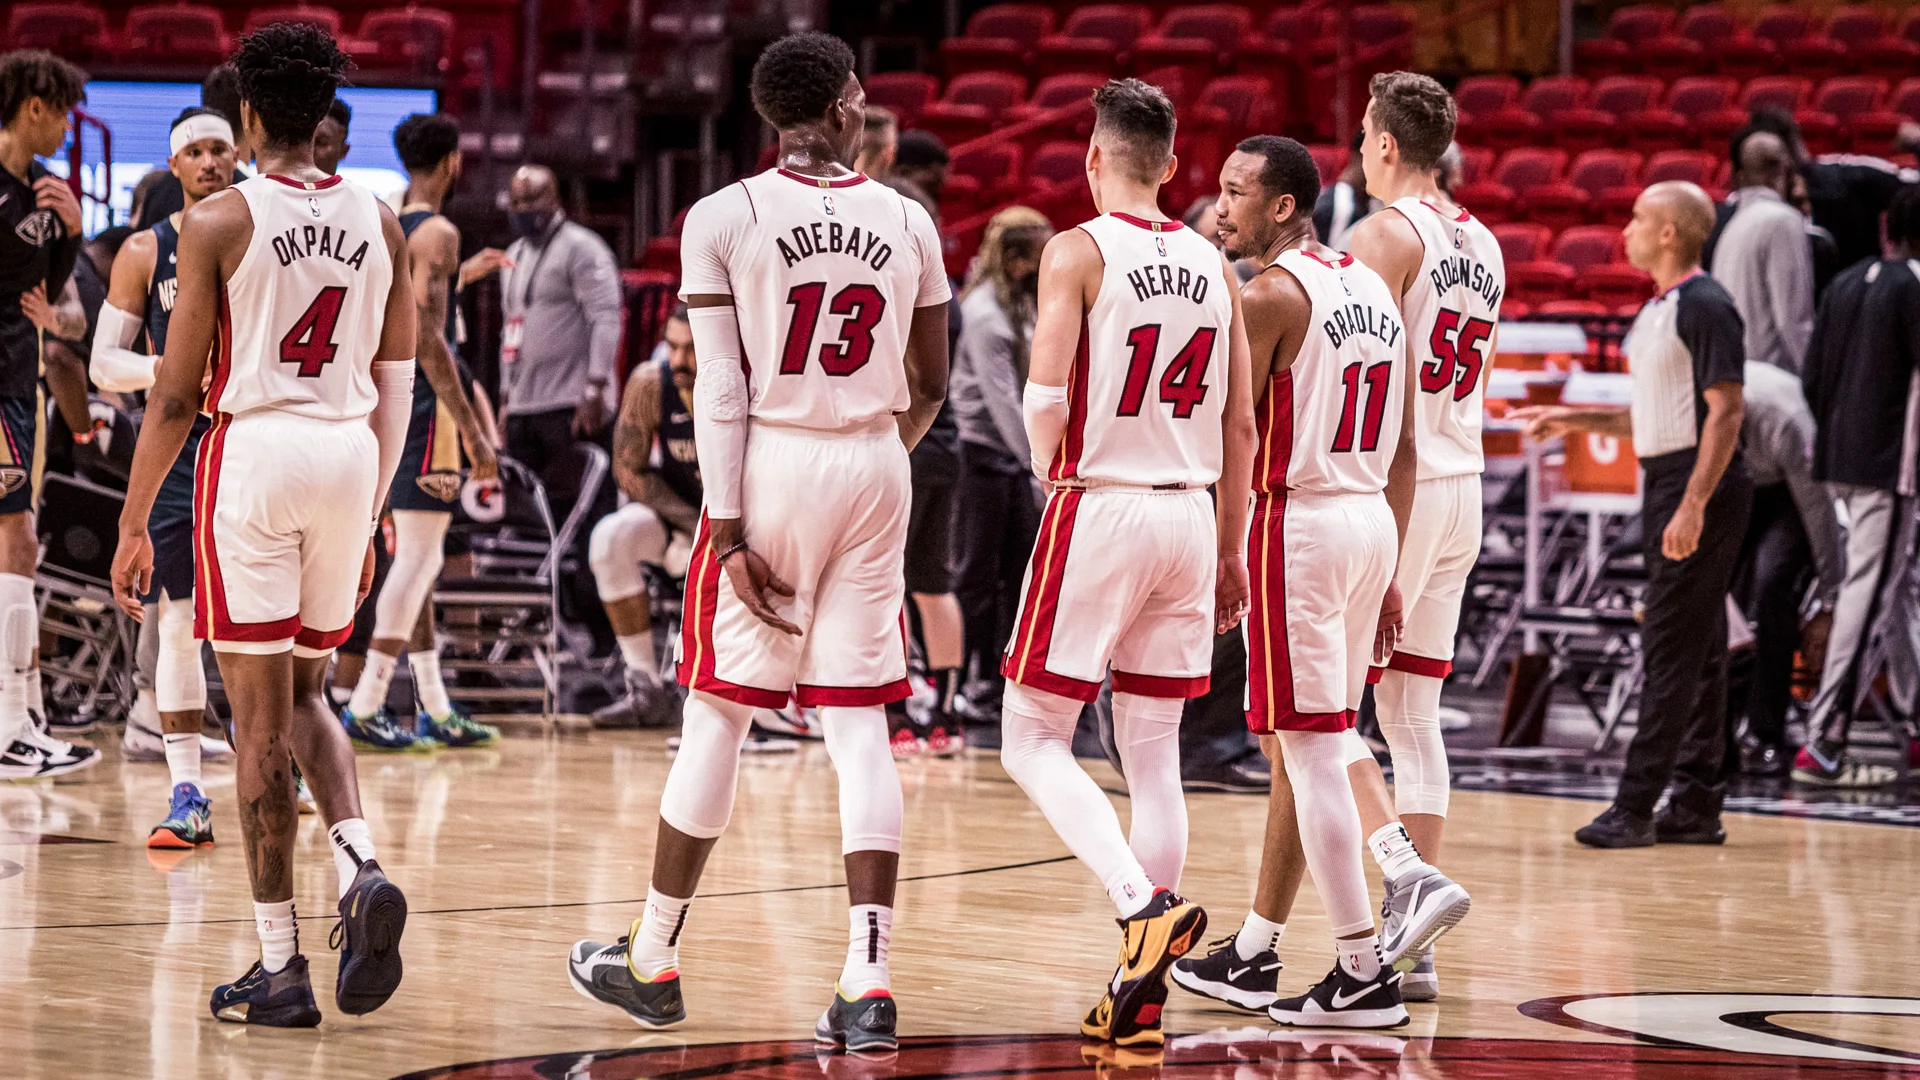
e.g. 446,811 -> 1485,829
3,731 -> 1917,1078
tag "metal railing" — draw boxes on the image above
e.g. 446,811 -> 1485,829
66,108 -> 114,229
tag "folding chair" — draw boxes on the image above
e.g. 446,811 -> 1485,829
35,473 -> 138,723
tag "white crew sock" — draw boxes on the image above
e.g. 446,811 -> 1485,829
410,651 -> 452,720
1105,866 -> 1156,919
1367,822 -> 1429,885
617,632 -> 655,675
25,668 -> 42,717
1235,910 -> 1285,961
328,818 -> 377,899
630,886 -> 691,979
1338,934 -> 1382,981
254,899 -> 298,972
347,650 -> 400,717
163,732 -> 201,787
0,670 -> 28,747
840,903 -> 892,996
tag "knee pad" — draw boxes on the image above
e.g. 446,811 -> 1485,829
821,706 -> 903,855
657,691 -> 755,839
589,504 -> 666,604
373,511 -> 449,639
154,593 -> 206,712
0,573 -> 35,671
1375,670 -> 1450,817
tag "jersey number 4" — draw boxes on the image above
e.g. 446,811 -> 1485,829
781,281 -> 886,377
280,286 -> 348,378
1421,308 -> 1494,402
1118,324 -> 1215,418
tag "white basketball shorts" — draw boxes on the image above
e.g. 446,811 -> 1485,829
1372,472 -> 1481,681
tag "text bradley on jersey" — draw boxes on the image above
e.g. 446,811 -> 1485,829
271,224 -> 371,271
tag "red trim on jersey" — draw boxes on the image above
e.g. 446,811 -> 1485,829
1367,665 -> 1384,685
202,287 -> 233,413
192,415 -> 302,644
776,168 -> 868,188
1384,651 -> 1453,678
1244,492 -> 1356,734
676,514 -> 794,709
1302,250 -> 1354,269
1420,199 -> 1471,223
1253,368 -> 1295,495
794,680 -> 914,707
739,180 -> 757,222
265,173 -> 344,191
295,623 -> 355,651
1112,671 -> 1211,699
1048,324 -> 1091,481
1003,490 -> 1097,700
1109,212 -> 1184,232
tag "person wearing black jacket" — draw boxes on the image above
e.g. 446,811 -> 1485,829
0,50 -> 95,780
1793,184 -> 1920,787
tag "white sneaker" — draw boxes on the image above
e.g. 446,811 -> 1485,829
1379,867 -> 1470,968
295,773 -> 317,814
1,734 -> 99,779
26,713 -> 98,771
122,705 -> 167,763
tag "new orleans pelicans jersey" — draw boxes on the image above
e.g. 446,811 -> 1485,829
1255,249 -> 1407,496
676,168 -> 949,432
1054,213 -> 1233,488
207,174 -> 393,420
1389,196 -> 1505,480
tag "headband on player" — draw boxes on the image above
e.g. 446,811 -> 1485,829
169,114 -> 235,157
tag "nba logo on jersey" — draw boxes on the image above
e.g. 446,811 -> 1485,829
308,196 -> 322,218
822,195 -> 835,215
1154,235 -> 1167,257
1452,227 -> 1464,249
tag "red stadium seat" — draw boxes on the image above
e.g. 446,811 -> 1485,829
123,3 -> 228,65
1580,263 -> 1655,308
864,73 -> 939,126
1794,109 -> 1842,154
1306,144 -> 1349,186
1455,181 -> 1516,224
1549,108 -> 1620,153
939,38 -> 1027,78
1750,5 -> 1811,48
1696,107 -> 1751,153
1519,75 -> 1589,119
1904,10 -> 1920,46
1576,3 -> 1674,74
1666,76 -> 1739,120
1528,150 -> 1642,229
914,104 -> 994,146
1592,186 -> 1643,225
1129,37 -> 1215,87
1027,140 -> 1085,187
967,4 -> 1054,48
1782,38 -> 1851,81
1037,5 -> 1152,77
1455,75 -> 1521,119
1010,73 -> 1105,139
1639,36 -> 1709,76
242,4 -> 343,36
952,140 -> 1024,203
1741,76 -> 1812,113
1568,149 -> 1642,193
1622,109 -> 1694,152
358,7 -> 454,76
1195,76 -> 1282,142
1492,222 -> 1553,264
1642,149 -> 1717,186
1494,147 -> 1568,190
1466,107 -> 1545,154
1715,37 -> 1780,79
1814,77 -> 1888,123
1135,4 -> 1251,74
1896,78 -> 1920,120
1535,299 -> 1612,317
1459,146 -> 1496,185
1263,5 -> 1335,42
1678,4 -> 1739,50
1856,37 -> 1920,81
1507,261 -> 1580,306
1591,75 -> 1663,116
7,3 -> 113,59
1825,5 -> 1889,50
1551,225 -> 1626,274
941,72 -> 1028,112
1846,109 -> 1909,153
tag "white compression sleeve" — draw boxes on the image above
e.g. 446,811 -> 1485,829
1111,692 -> 1187,892
89,303 -> 158,392
1375,669 -> 1450,817
369,361 -> 416,526
687,306 -> 749,519
1278,729 -> 1375,939
154,592 -> 206,712
657,690 -> 755,838
821,706 -> 903,855
373,510 -> 449,640
1023,381 -> 1068,478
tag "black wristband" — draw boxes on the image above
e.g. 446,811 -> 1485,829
715,539 -> 750,562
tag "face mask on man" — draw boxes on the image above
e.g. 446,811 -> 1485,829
508,208 -> 554,240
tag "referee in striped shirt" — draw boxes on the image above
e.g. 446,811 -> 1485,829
1513,182 -> 1753,849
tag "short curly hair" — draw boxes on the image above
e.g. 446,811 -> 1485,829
0,50 -> 87,127
749,32 -> 856,129
1236,135 -> 1321,223
231,22 -> 350,148
1368,72 -> 1455,171
1092,79 -> 1176,185
394,112 -> 459,172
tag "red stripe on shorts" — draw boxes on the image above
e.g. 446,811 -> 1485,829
1245,492 -> 1352,735
793,680 -> 912,708
202,287 -> 233,413
1384,652 -> 1452,679
677,515 -> 792,709
1112,671 -> 1211,699
191,415 -> 300,643
295,622 -> 355,651
1002,488 -> 1090,698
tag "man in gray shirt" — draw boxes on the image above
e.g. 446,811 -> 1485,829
1710,132 -> 1814,375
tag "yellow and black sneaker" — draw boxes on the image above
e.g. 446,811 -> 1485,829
1086,889 -> 1205,1046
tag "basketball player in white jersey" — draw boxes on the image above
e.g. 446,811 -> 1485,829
565,33 -> 948,1053
1347,72 -> 1502,998
997,79 -> 1255,1050
1171,135 -> 1470,1026
111,24 -> 419,1027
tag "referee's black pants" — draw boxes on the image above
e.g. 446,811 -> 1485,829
1615,448 -> 1752,820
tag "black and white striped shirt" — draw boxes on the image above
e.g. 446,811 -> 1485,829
1623,272 -> 1746,460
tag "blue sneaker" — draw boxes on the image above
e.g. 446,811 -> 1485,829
147,782 -> 213,849
416,707 -> 499,748
342,706 -> 439,753
210,955 -> 322,1027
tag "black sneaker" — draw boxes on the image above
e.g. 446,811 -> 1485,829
1268,960 -> 1409,1029
591,669 -> 670,730
814,985 -> 898,1054
1573,804 -> 1656,848
332,858 -> 408,1014
1654,806 -> 1726,845
1738,739 -> 1791,778
209,955 -> 323,1027
1182,752 -> 1271,794
0,736 -> 96,779
1170,934 -> 1281,1011
566,933 -> 687,1027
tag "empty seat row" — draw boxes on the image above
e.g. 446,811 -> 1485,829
870,71 -> 1284,151
5,2 -> 456,74
1457,147 -> 1740,229
1578,2 -> 1920,79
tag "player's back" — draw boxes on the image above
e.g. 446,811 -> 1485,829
679,168 -> 947,434
1389,197 -> 1505,480
211,174 -> 393,421
1060,213 -> 1233,487
1259,248 -> 1407,497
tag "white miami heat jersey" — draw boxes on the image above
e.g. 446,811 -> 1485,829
1053,213 -> 1233,487
1389,196 -> 1505,480
209,174 -> 394,421
677,168 -> 950,433
1255,248 -> 1407,496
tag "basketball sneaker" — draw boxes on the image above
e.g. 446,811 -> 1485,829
1400,950 -> 1437,1002
1169,934 -> 1282,1011
341,706 -> 438,753
566,932 -> 687,1028
1378,867 -> 1470,968
1268,961 -> 1408,1029
1083,976 -> 1167,1048
814,985 -> 898,1054
209,955 -> 323,1027
0,734 -> 96,779
23,712 -> 99,773
121,713 -> 234,764
925,721 -> 965,758
1791,745 -> 1898,788
296,771 -> 317,815
888,724 -> 924,757
147,782 -> 213,849
416,707 -> 500,748
592,668 -> 669,730
332,858 -> 408,1015
1083,890 -> 1206,1046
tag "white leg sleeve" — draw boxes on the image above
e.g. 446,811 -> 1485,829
1001,683 -> 1155,909
657,690 -> 755,839
1341,725 -> 1373,767
372,510 -> 449,640
1112,692 -> 1187,892
589,503 -> 668,605
0,573 -> 33,744
1278,729 -> 1375,939
154,592 -> 207,712
1375,669 -> 1450,817
822,705 -> 903,855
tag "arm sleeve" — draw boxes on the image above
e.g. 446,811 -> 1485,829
677,187 -> 749,299
368,361 -> 416,527
903,198 -> 953,308
1023,380 -> 1068,478
1677,283 -> 1747,391
687,305 -> 748,519
576,234 -> 625,393
88,302 -> 157,392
